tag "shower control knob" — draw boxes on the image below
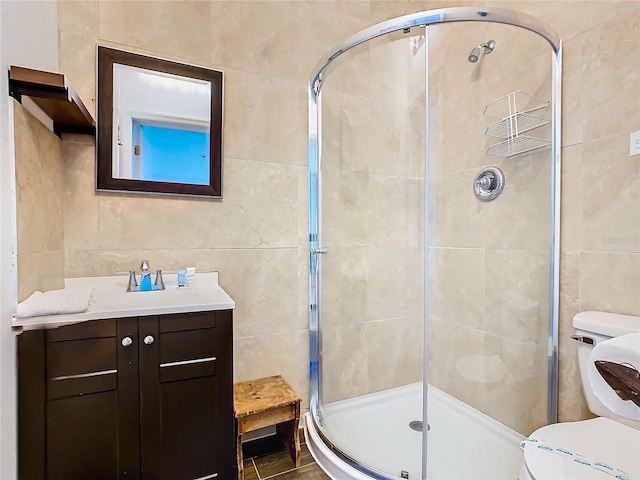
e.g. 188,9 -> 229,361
121,336 -> 133,347
473,166 -> 505,202
144,335 -> 155,345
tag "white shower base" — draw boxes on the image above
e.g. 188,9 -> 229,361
304,383 -> 525,480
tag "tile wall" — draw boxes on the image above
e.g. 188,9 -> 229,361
11,0 -> 631,424
14,105 -> 65,302
319,32 -> 425,403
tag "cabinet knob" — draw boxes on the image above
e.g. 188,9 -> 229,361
144,335 -> 155,345
121,336 -> 133,347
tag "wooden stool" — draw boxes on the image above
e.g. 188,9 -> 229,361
234,375 -> 301,480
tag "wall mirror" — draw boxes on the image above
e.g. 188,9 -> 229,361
97,46 -> 223,198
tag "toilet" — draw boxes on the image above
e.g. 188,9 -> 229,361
519,311 -> 640,480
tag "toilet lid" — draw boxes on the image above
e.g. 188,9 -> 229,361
523,417 -> 640,480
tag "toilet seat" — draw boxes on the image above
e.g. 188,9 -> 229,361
522,417 -> 640,480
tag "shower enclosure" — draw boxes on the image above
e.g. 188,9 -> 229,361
307,7 -> 561,480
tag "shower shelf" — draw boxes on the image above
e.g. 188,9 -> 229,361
486,136 -> 551,157
483,90 -> 550,157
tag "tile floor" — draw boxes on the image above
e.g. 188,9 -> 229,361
243,442 -> 330,480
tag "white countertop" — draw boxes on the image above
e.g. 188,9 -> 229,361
12,272 -> 235,331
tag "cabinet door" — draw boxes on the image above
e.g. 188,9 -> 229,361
139,311 -> 234,480
45,318 -> 140,480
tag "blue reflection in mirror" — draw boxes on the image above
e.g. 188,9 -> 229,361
132,120 -> 210,185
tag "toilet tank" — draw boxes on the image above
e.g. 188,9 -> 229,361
573,311 -> 640,429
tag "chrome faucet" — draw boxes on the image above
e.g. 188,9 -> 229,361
125,260 -> 165,292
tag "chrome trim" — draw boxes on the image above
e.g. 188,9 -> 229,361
52,369 -> 117,381
309,77 -> 321,424
421,33 -> 430,480
571,335 -> 595,346
310,413 -> 400,480
548,42 -> 563,425
310,7 -> 560,94
160,357 -> 216,368
473,166 -> 505,201
192,474 -> 217,480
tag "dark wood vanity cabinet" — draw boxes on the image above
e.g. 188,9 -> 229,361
18,310 -> 235,480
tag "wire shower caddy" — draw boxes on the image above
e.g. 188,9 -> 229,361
484,90 -> 550,157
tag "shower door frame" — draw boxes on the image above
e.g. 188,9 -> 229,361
308,7 -> 562,480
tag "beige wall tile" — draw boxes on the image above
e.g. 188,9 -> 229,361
320,90 -> 372,174
320,246 -> 368,328
560,145 -> 582,253
321,169 -> 371,247
484,153 -> 552,251
561,38 -> 583,147
207,2 -> 301,81
558,353 -> 593,423
233,330 -> 309,408
58,32 -> 97,119
483,334 -> 548,435
559,253 -> 580,357
366,174 -> 423,248
14,105 -> 65,256
299,2 -> 372,87
65,248 -> 218,278
367,246 -> 423,321
58,0 -> 98,36
369,0 -> 449,23
14,104 -> 66,301
17,251 -> 65,302
365,316 -> 423,393
582,6 -> 640,142
579,252 -> 640,316
581,135 -> 640,253
321,323 -> 368,403
429,247 -> 485,330
429,22 -> 488,96
47,0 -> 638,429
427,317 -> 486,412
484,249 -> 550,345
432,168 -> 484,248
494,1 -> 580,42
321,42 -> 372,99
580,1 -> 638,34
96,194 -> 216,251
63,139 -> 99,251
210,248 -> 303,338
224,69 -> 306,166
93,158 -> 299,251
431,90 -> 488,177
98,1 -> 215,67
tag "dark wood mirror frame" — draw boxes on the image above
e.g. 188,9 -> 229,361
97,46 -> 223,198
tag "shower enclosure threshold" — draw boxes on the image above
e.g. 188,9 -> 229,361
304,383 -> 524,480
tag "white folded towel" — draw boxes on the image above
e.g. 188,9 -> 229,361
588,332 -> 640,423
15,287 -> 94,318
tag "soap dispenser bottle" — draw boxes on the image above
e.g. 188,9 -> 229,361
139,260 -> 152,291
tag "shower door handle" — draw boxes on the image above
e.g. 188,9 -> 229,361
311,248 -> 327,255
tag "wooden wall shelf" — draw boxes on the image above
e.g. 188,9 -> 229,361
9,65 -> 95,138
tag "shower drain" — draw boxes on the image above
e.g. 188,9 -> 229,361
409,420 -> 429,432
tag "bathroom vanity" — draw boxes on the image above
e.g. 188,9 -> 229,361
14,273 -> 235,480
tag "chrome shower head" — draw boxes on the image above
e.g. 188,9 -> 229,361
468,40 -> 496,63
468,46 -> 481,63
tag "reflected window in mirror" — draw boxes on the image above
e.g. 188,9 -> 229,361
97,46 -> 223,198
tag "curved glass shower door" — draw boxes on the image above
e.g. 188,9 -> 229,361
311,30 -> 427,479
308,7 -> 561,480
